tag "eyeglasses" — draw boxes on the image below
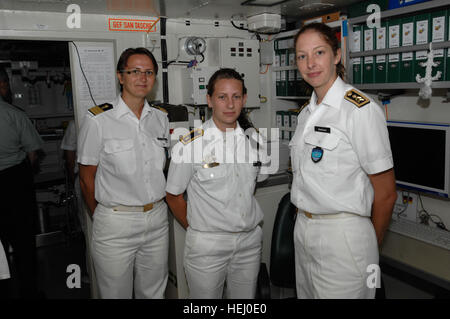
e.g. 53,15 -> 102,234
120,69 -> 154,77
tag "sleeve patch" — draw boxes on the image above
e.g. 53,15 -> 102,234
344,90 -> 370,108
88,103 -> 113,116
180,128 -> 204,145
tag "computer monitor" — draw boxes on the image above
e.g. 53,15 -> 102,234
387,121 -> 450,198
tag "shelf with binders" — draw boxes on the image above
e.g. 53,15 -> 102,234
272,19 -> 344,98
346,0 -> 450,90
270,18 -> 345,146
276,109 -> 301,142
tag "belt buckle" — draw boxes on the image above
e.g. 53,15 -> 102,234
143,203 -> 154,212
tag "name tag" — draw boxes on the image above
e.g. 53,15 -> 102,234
157,137 -> 168,141
314,126 -> 331,134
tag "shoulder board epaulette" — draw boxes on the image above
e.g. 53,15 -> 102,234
344,89 -> 370,108
150,103 -> 168,114
88,103 -> 113,116
299,100 -> 310,112
180,128 -> 204,145
157,106 -> 168,114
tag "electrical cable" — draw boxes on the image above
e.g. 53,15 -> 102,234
160,17 -> 169,104
167,60 -> 190,67
70,41 -> 97,106
417,193 -> 449,231
230,18 -> 248,31
395,191 -> 409,218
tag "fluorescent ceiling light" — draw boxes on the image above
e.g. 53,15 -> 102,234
241,0 -> 290,7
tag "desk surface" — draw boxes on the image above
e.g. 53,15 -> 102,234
381,230 -> 450,288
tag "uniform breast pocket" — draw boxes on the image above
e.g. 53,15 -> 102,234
152,137 -> 167,170
196,164 -> 228,182
103,139 -> 136,175
303,132 -> 340,175
196,164 -> 229,202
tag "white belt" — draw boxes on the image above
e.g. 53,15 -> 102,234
112,199 -> 163,212
297,208 -> 361,219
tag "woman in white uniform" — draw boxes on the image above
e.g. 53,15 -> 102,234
290,23 -> 397,298
78,48 -> 170,299
166,68 -> 267,299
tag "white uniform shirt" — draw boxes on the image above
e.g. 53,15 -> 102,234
77,95 -> 170,207
60,120 -> 78,174
289,77 -> 393,217
166,119 -> 264,232
0,240 -> 10,280
0,96 -> 43,171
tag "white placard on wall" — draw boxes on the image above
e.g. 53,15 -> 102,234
69,41 -> 117,129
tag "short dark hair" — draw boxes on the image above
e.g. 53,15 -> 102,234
294,22 -> 345,79
117,47 -> 158,75
207,68 -> 247,97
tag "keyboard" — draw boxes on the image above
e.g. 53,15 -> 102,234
388,218 -> 450,250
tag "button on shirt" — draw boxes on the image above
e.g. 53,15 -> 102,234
0,96 -> 43,171
166,119 -> 264,232
77,95 -> 169,207
289,77 -> 393,217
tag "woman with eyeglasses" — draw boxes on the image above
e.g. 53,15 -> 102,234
78,47 -> 170,298
289,23 -> 397,298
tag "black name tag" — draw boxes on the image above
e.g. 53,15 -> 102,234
157,137 -> 168,141
314,126 -> 331,134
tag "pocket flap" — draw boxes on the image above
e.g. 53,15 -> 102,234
196,164 -> 228,181
304,132 -> 339,150
104,139 -> 134,154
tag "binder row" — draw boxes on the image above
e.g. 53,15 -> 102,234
276,109 -> 300,141
274,38 -> 314,97
351,7 -> 450,84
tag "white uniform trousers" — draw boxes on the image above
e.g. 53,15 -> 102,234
184,226 -> 262,299
74,175 -> 99,298
91,201 -> 169,299
294,212 -> 378,299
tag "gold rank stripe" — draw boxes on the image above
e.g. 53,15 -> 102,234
180,128 -> 204,145
158,106 -> 168,113
202,162 -> 220,169
344,89 -> 370,108
88,103 -> 113,116
299,99 -> 310,112
88,106 -> 104,116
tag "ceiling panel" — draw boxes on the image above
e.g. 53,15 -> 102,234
2,0 -> 362,22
